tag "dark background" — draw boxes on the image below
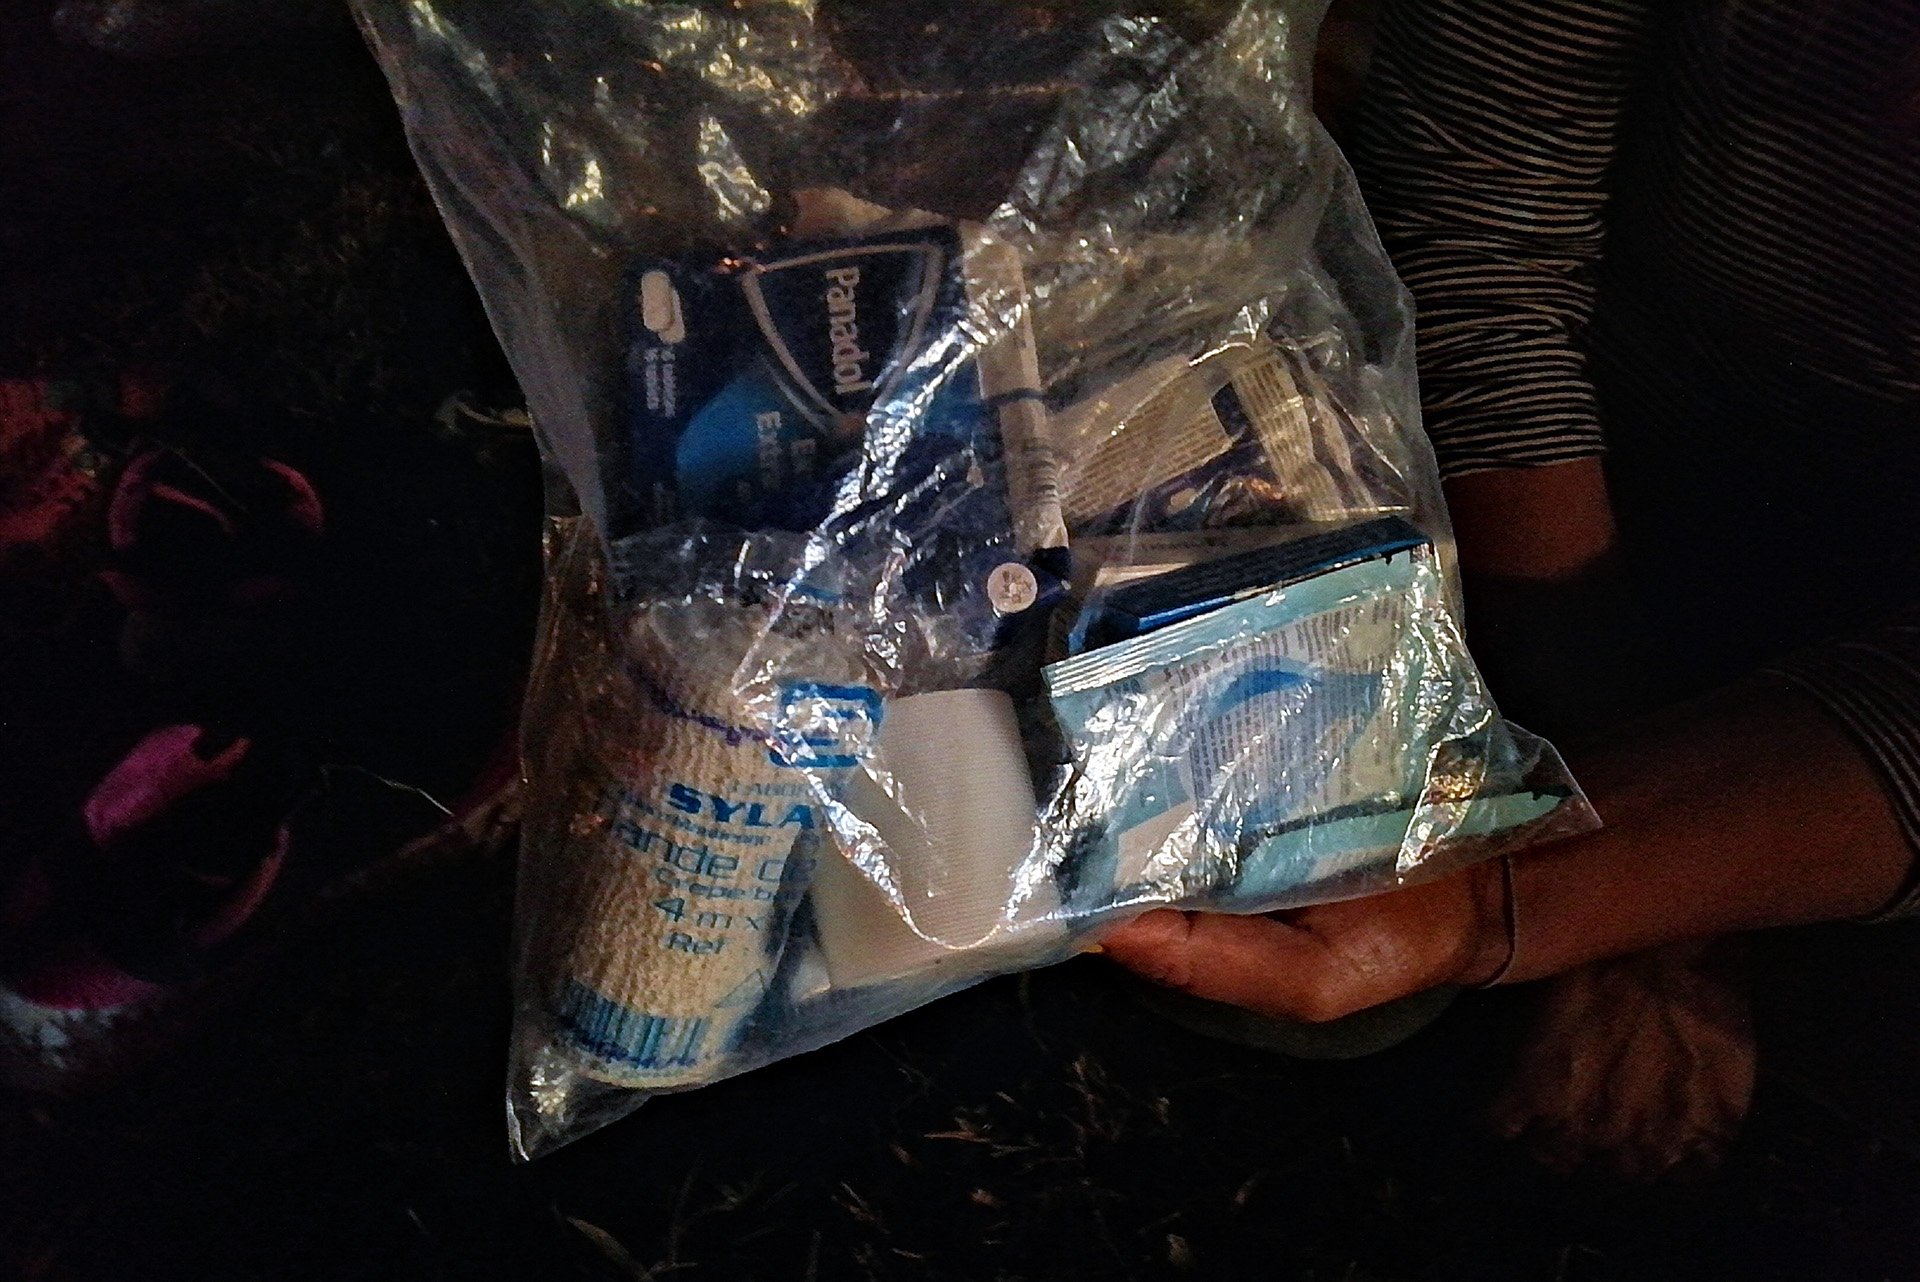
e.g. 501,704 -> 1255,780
4,4 -> 1920,1279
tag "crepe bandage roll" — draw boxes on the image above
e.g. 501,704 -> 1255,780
548,607 -> 848,1088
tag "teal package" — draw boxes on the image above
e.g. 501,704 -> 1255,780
1045,546 -> 1559,911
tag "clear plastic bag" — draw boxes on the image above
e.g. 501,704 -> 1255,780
349,0 -> 1596,1158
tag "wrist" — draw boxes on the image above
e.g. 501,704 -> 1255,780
1456,854 -> 1518,987
1483,678 -> 1912,985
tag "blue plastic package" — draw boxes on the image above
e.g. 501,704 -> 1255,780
1047,529 -> 1564,911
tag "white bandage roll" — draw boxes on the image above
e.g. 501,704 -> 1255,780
810,688 -> 1062,989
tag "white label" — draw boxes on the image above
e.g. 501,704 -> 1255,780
988,562 -> 1040,615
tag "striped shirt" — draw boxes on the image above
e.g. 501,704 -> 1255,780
1348,0 -> 1920,916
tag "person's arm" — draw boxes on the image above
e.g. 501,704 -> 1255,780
1349,0 -> 1661,489
1346,0 -> 1670,730
1102,671 -> 1914,1022
1102,3 -> 1920,1017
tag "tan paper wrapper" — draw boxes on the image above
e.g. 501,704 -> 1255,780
1055,354 -> 1232,529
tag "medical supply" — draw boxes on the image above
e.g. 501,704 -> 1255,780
351,0 -> 1596,1160
807,688 -> 1062,990
528,585 -> 879,1089
1048,526 -> 1563,909
1057,341 -> 1408,538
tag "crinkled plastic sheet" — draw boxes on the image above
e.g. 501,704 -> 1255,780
350,0 -> 1596,1159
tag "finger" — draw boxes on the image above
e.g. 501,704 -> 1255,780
1101,909 -> 1355,1022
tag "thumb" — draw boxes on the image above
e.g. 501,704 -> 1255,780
1101,908 -> 1361,1023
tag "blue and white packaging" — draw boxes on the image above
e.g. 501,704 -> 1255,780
1073,514 -> 1428,647
625,228 -> 962,530
1046,528 -> 1563,911
620,224 -> 1064,654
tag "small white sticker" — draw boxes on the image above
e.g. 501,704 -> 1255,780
639,270 -> 687,344
987,561 -> 1040,615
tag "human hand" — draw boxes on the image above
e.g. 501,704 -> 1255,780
1104,675 -> 1912,1023
1100,857 -> 1514,1024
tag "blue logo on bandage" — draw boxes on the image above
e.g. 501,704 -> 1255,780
770,682 -> 882,769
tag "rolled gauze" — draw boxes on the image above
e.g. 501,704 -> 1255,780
544,599 -> 866,1088
809,688 -> 1063,989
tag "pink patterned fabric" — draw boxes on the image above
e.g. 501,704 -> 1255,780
82,725 -> 249,846
100,446 -> 325,613
6,726 -> 288,1012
